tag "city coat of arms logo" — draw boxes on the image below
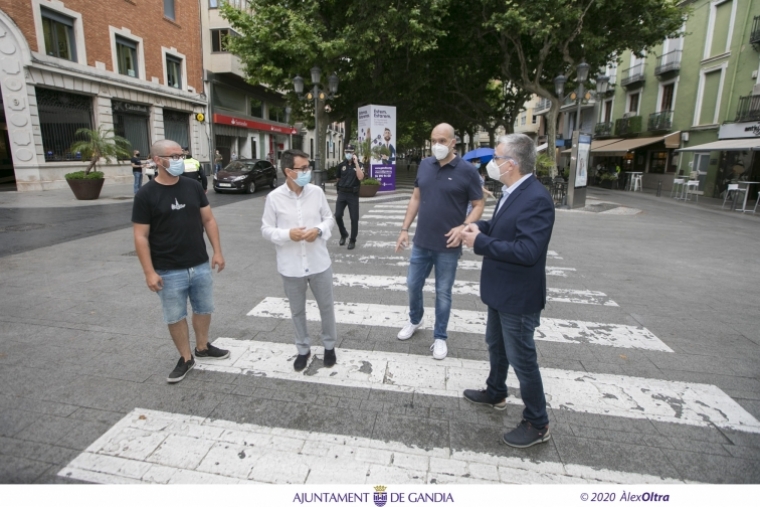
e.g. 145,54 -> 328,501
373,485 -> 388,507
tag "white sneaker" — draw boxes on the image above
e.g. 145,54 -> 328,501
397,318 -> 424,340
430,339 -> 448,360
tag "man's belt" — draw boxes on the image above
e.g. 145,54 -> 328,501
337,186 -> 359,193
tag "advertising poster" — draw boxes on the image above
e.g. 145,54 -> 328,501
574,134 -> 591,188
358,104 -> 396,191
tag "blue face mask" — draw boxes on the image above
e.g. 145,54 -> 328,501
294,170 -> 311,187
166,158 -> 185,177
345,153 -> 353,161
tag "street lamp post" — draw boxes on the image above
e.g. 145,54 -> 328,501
575,59 -> 590,133
293,67 -> 339,189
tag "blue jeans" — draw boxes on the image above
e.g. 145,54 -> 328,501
485,307 -> 548,427
156,262 -> 215,324
133,172 -> 143,194
406,245 -> 459,340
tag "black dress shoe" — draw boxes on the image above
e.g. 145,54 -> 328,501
347,240 -> 356,250
339,236 -> 347,246
294,352 -> 310,371
324,348 -> 336,367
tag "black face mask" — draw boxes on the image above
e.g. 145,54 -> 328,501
135,153 -> 140,157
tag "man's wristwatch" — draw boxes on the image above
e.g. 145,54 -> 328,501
317,229 -> 323,237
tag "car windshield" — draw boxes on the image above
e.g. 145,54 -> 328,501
224,161 -> 252,173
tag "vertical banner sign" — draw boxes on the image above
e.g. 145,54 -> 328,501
574,134 -> 591,188
358,104 -> 397,191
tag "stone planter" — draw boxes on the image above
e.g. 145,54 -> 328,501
66,178 -> 105,200
359,184 -> 379,197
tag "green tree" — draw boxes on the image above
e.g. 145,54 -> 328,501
480,0 -> 686,165
69,126 -> 132,175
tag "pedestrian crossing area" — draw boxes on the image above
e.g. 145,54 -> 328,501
58,176 -> 759,485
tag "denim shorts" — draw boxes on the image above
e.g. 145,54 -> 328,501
156,262 -> 214,324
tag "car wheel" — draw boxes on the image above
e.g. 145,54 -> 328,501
270,177 -> 278,189
214,188 -> 221,193
245,180 -> 256,194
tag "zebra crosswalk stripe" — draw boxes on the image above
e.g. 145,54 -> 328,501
193,339 -> 757,433
57,408 -> 691,485
248,297 -> 672,351
331,273 -> 618,306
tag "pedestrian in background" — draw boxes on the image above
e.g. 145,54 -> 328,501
132,139 -> 228,384
182,148 -> 207,193
214,149 -> 223,174
261,149 -> 338,372
334,144 -> 365,250
394,123 -> 484,360
131,149 -> 143,194
459,133 -> 555,448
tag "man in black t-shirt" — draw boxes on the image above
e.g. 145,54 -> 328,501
334,144 -> 365,250
132,139 -> 229,383
131,150 -> 143,194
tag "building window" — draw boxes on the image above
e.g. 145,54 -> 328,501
211,29 -> 235,53
603,100 -> 613,122
115,36 -> 139,77
163,109 -> 189,148
112,100 -> 151,157
41,8 -> 77,62
164,0 -> 175,20
698,69 -> 722,125
707,0 -> 734,58
532,115 -> 537,124
166,55 -> 182,89
36,88 -> 93,162
209,0 -> 218,8
660,83 -> 675,111
521,115 -> 526,126
269,105 -> 286,123
628,93 -> 639,114
250,99 -> 263,118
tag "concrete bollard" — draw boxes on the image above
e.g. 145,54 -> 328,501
656,181 -> 662,197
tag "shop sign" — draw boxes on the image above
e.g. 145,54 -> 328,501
213,113 -> 297,134
718,121 -> 760,139
112,101 -> 150,115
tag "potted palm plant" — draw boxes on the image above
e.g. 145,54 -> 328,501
66,126 -> 132,200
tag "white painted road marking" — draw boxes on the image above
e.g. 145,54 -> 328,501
332,274 -> 618,306
332,255 -> 576,276
248,297 -> 671,351
194,339 -> 757,433
58,408 -> 692,484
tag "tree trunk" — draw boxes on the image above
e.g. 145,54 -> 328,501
85,157 -> 98,174
545,97 -> 560,178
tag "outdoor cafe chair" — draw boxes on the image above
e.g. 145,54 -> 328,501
721,183 -> 747,210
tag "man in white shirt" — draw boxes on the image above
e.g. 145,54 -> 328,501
261,149 -> 337,371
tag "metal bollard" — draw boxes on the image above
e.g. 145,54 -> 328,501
656,181 -> 662,197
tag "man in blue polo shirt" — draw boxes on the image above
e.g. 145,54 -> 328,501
394,123 -> 484,359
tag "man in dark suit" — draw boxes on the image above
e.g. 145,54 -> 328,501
381,128 -> 396,164
459,133 -> 555,449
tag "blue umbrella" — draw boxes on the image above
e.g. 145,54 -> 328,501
462,147 -> 494,163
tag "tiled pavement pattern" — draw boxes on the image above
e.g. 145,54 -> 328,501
0,170 -> 758,484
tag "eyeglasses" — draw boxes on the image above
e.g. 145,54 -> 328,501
290,165 -> 311,173
159,154 -> 184,161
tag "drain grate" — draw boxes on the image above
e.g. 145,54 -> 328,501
0,223 -> 46,232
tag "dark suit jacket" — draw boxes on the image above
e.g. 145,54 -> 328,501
473,175 -> 555,314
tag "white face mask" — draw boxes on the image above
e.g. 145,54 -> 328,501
486,159 -> 509,181
431,143 -> 450,161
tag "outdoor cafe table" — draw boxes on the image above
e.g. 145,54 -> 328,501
735,181 -> 759,212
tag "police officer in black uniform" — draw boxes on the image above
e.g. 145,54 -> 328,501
334,144 -> 364,250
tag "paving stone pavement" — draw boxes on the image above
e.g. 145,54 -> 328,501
0,171 -> 759,485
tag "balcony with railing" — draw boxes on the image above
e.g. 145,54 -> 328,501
534,97 -> 552,113
615,115 -> 643,136
594,122 -> 614,138
648,110 -> 673,131
734,94 -> 760,122
622,63 -> 646,87
655,51 -> 681,77
751,16 -> 760,50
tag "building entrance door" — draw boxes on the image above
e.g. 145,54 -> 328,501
0,125 -> 16,191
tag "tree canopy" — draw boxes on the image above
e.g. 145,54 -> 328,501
222,0 -> 686,160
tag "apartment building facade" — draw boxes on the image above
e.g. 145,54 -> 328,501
590,0 -> 760,198
0,0 -> 208,191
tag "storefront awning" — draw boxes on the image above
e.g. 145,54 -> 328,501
675,138 -> 760,152
591,132 -> 681,154
560,138 -> 623,154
